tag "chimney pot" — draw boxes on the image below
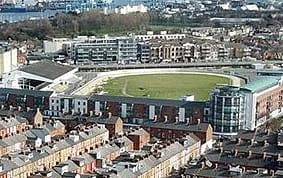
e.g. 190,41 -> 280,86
197,118 -> 201,125
234,149 -> 238,157
237,138 -> 241,145
248,150 -> 252,159
263,152 -> 266,159
215,163 -> 218,169
18,106 -> 21,111
201,162 -> 205,169
89,111 -> 93,117
9,105 -> 13,111
27,107 -> 30,112
164,115 -> 168,123
270,170 -> 275,176
175,116 -> 178,124
108,112 -> 112,118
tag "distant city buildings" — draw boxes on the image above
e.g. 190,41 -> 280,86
42,31 -> 252,65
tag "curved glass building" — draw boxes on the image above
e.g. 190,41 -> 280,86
208,85 -> 246,135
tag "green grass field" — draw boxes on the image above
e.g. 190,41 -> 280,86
102,74 -> 230,101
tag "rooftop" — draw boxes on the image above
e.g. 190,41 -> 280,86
142,121 -> 211,133
241,76 -> 280,93
90,94 -> 205,107
0,88 -> 53,97
18,60 -> 76,80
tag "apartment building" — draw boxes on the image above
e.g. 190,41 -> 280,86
135,31 -> 186,41
0,46 -> 17,78
207,85 -> 246,135
47,94 -> 206,126
43,38 -> 71,54
145,38 -> 251,63
0,88 -> 52,112
241,76 -> 283,131
149,39 -> 185,62
137,42 -> 151,63
208,76 -> 283,135
71,36 -> 137,65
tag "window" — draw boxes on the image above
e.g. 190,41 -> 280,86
78,101 -> 80,105
83,102 -> 86,106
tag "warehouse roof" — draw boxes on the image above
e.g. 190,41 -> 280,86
19,60 -> 76,80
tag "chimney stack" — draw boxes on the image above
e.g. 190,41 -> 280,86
197,118 -> 201,125
18,106 -> 21,111
248,150 -> 252,159
1,105 -> 4,110
108,112 -> 112,119
270,170 -> 275,176
186,117 -> 190,125
201,162 -> 205,169
99,112 -> 102,117
9,105 -> 13,111
27,107 -> 30,112
71,109 -> 75,115
215,163 -> 218,169
175,116 -> 178,124
278,153 -> 281,159
153,115 -> 158,122
250,138 -> 254,146
263,152 -> 266,159
234,149 -> 238,157
89,111 -> 93,117
237,138 -> 241,145
264,140 -> 269,147
164,115 -> 168,123
220,147 -> 223,153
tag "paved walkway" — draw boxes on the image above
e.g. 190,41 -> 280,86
121,80 -> 133,97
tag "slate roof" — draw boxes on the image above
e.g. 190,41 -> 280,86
18,60 -> 76,80
142,121 -> 211,133
0,88 -> 53,97
90,94 -> 206,107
